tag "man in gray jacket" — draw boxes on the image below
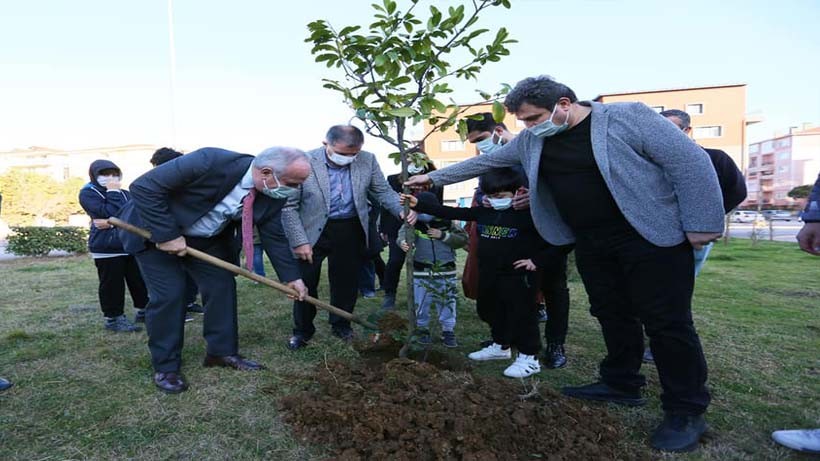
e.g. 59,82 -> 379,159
406,76 -> 724,452
282,125 -> 415,349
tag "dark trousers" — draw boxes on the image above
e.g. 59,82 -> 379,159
135,233 -> 238,373
541,252 -> 570,345
184,273 -> 199,306
94,255 -> 149,318
382,236 -> 406,295
477,271 -> 541,356
574,225 -> 710,415
292,218 -> 365,337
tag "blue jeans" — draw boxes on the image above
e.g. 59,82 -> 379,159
413,272 -> 458,332
358,260 -> 376,296
252,244 -> 266,277
692,242 -> 713,277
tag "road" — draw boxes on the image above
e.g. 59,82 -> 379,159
724,222 -> 803,242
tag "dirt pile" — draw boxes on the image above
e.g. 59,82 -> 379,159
278,358 -> 646,460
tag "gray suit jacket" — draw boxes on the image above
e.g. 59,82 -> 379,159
282,147 -> 403,251
428,101 -> 725,247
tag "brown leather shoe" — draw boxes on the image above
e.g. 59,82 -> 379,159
203,354 -> 266,371
153,372 -> 188,394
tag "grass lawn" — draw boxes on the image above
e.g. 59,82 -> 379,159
0,239 -> 818,460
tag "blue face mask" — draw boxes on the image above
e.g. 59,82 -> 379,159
528,104 -> 570,138
261,173 -> 297,200
488,197 -> 513,210
475,133 -> 504,155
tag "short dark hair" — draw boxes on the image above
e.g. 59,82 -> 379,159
504,75 -> 577,113
150,147 -> 183,166
326,125 -> 364,148
479,167 -> 525,195
465,112 -> 507,134
659,109 -> 691,130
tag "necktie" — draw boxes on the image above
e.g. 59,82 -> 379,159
241,188 -> 257,272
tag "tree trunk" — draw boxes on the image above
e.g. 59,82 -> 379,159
396,118 -> 416,356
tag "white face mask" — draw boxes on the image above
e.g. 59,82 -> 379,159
529,103 -> 571,138
327,147 -> 357,166
96,175 -> 120,186
475,132 -> 504,155
488,197 -> 513,210
407,163 -> 425,175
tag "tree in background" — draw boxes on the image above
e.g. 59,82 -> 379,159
788,184 -> 813,200
306,0 -> 514,348
0,171 -> 84,226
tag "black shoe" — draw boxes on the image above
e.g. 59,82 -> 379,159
643,348 -> 655,364
561,381 -> 646,406
186,302 -> 205,314
537,304 -> 548,322
650,413 -> 707,452
332,328 -> 355,343
153,372 -> 188,394
134,309 -> 146,323
0,377 -> 12,392
542,343 -> 567,369
287,335 -> 309,351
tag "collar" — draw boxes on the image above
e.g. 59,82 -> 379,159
240,164 -> 254,189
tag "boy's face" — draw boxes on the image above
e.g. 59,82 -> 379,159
487,191 -> 514,199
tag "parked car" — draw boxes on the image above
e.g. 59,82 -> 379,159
730,211 -> 766,223
761,210 -> 799,222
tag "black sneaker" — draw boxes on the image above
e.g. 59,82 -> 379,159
381,293 -> 396,310
650,413 -> 707,452
537,304 -> 548,322
104,315 -> 142,333
332,328 -> 355,343
561,381 -> 646,406
186,302 -> 205,314
134,309 -> 146,323
542,343 -> 567,369
441,331 -> 457,348
415,329 -> 432,345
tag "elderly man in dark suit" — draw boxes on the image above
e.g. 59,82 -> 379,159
124,146 -> 310,394
282,125 -> 415,349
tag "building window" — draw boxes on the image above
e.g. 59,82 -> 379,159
748,158 -> 757,168
440,140 -> 464,152
686,103 -> 703,115
649,105 -> 665,113
692,126 -> 722,138
761,140 -> 774,152
778,165 -> 789,174
777,152 -> 790,161
749,144 -> 760,154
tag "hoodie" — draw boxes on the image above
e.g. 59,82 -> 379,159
78,159 -> 130,255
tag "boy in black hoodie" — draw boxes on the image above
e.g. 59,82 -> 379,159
79,160 -> 148,332
402,168 -> 567,378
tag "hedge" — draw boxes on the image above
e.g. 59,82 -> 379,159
7,227 -> 88,257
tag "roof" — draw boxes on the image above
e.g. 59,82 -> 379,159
594,83 -> 746,100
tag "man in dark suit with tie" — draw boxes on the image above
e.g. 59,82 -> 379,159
124,146 -> 310,394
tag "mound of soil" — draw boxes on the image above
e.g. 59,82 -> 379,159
278,358 -> 646,460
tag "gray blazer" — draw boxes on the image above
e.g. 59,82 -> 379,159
428,101 -> 725,247
282,147 -> 403,251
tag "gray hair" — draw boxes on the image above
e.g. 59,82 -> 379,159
254,147 -> 308,174
660,109 -> 691,130
326,125 -> 364,148
504,75 -> 578,113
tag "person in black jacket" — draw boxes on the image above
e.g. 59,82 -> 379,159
79,160 -> 147,332
122,147 -> 309,394
402,168 -> 571,379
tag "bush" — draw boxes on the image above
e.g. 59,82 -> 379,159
7,227 -> 88,257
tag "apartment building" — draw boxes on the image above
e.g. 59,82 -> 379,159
745,125 -> 820,208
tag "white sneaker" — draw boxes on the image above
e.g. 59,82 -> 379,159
467,343 -> 512,361
772,429 -> 820,454
503,353 -> 541,378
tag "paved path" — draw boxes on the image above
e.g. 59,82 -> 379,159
724,222 -> 803,243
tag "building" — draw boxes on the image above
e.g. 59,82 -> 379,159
745,125 -> 820,208
421,103 -> 523,205
595,84 -> 760,171
0,144 -> 160,186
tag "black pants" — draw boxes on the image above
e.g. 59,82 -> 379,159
293,218 -> 365,337
372,253 -> 386,287
382,236 -> 406,295
135,233 -> 238,373
541,251 -> 570,345
476,271 -> 540,356
94,255 -> 149,318
184,273 -> 199,306
574,225 -> 710,415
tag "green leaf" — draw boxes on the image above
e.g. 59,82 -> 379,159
338,25 -> 361,36
492,101 -> 506,123
385,107 -> 416,117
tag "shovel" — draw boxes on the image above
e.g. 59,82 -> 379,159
108,217 -> 378,331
